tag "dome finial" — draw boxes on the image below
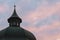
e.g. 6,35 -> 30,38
14,3 -> 16,9
8,4 -> 22,27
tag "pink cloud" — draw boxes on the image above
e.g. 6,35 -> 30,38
23,3 -> 60,24
24,20 -> 60,32
0,4 -> 8,13
22,3 -> 60,40
23,20 -> 60,40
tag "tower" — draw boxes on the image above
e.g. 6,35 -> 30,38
0,5 -> 36,40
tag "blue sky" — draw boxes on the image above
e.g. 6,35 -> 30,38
0,0 -> 60,40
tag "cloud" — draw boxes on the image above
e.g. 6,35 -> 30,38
0,4 -> 9,13
23,20 -> 60,40
23,2 -> 60,24
0,5 -> 6,13
22,2 -> 60,40
0,0 -> 60,40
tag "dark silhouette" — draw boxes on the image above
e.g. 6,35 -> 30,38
0,5 -> 36,40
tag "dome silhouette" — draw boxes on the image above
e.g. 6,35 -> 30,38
0,5 -> 36,40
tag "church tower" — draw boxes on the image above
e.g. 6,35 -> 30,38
0,5 -> 36,40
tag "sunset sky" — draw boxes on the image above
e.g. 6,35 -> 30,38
0,0 -> 60,40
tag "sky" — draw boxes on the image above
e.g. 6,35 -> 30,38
0,0 -> 60,40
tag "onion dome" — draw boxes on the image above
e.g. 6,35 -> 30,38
0,5 -> 36,40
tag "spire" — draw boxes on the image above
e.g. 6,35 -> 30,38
8,5 -> 22,27
11,5 -> 19,18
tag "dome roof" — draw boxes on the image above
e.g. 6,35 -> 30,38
0,26 -> 36,40
0,5 -> 36,40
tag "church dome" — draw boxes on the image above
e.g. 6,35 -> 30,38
0,5 -> 36,40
